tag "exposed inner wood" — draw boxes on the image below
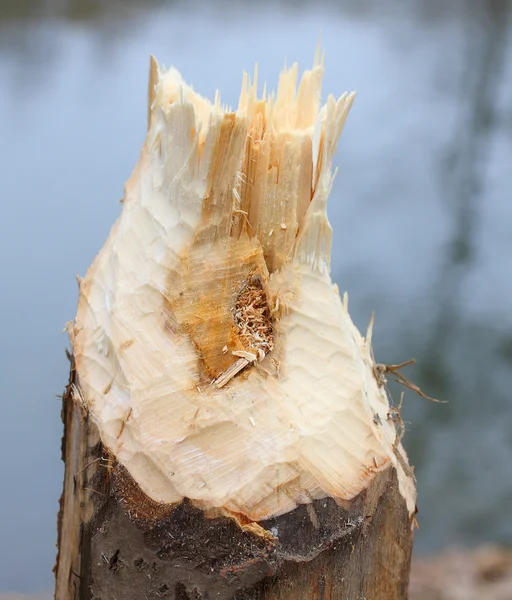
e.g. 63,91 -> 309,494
163,236 -> 269,383
66,54 -> 416,542
56,53 -> 417,600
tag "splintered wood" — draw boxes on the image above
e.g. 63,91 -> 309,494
69,53 -> 417,524
56,53 -> 418,600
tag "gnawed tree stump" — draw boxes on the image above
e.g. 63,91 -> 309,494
55,54 -> 416,600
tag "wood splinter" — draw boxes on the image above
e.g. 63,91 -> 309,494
214,356 -> 250,388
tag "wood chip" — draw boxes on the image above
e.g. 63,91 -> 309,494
232,350 -> 257,361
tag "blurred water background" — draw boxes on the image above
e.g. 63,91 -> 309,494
0,0 -> 511,593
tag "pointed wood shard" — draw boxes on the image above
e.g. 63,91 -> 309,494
147,54 -> 159,130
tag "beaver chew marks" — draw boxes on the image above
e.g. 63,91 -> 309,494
70,56 -> 417,523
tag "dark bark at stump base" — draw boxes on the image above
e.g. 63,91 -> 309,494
55,359 -> 414,600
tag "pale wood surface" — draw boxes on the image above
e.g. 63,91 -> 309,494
68,57 -> 415,523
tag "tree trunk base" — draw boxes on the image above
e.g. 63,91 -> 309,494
55,359 -> 413,600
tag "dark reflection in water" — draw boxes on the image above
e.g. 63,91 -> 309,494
0,0 -> 170,21
0,0 -> 511,592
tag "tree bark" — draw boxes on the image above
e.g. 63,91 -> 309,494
55,56 -> 416,599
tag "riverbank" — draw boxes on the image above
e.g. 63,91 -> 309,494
410,545 -> 512,600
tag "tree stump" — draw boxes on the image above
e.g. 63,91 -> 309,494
55,55 -> 416,600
